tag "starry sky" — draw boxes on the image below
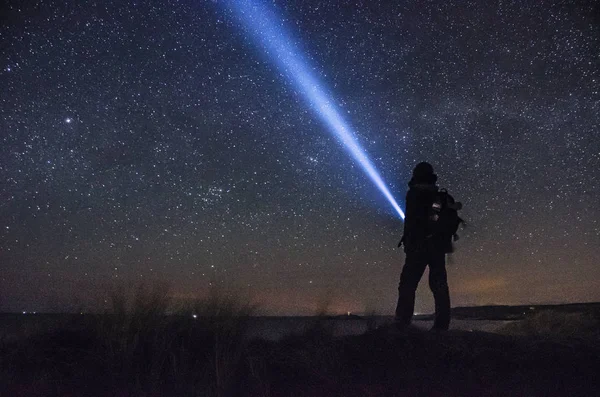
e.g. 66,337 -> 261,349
1,0 -> 599,315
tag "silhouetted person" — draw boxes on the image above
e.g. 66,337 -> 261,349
395,162 -> 458,331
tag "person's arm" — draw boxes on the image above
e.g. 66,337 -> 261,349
401,190 -> 417,248
401,189 -> 430,250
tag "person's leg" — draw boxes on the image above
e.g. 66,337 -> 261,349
428,251 -> 451,330
395,252 -> 427,328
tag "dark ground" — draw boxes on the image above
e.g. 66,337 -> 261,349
1,304 -> 600,396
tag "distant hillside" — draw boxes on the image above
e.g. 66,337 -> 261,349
451,302 -> 600,320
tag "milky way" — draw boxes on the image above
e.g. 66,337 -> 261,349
1,0 -> 599,314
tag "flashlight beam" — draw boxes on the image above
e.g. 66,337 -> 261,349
224,0 -> 405,220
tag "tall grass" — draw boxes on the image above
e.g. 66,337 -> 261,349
189,289 -> 259,396
96,282 -> 175,390
94,282 -> 258,396
4,297 -> 600,396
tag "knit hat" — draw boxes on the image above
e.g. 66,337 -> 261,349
411,162 -> 437,184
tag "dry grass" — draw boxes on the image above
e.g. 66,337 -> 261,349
1,282 -> 258,397
4,293 -> 600,396
187,288 -> 259,396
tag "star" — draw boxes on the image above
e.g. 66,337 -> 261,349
0,0 -> 598,315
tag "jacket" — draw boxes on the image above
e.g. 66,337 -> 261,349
401,182 -> 439,253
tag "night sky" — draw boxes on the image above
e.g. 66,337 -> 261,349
1,0 -> 599,315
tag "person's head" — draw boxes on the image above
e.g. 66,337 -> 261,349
410,161 -> 437,185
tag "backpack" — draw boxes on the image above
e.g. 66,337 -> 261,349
428,189 -> 464,252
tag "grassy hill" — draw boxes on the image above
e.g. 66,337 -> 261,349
2,300 -> 600,396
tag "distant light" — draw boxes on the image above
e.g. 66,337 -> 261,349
347,311 -> 351,316
22,311 -> 26,314
192,314 -> 198,319
65,117 -> 72,123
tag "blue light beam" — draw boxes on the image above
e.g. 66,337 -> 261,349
224,0 -> 405,220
